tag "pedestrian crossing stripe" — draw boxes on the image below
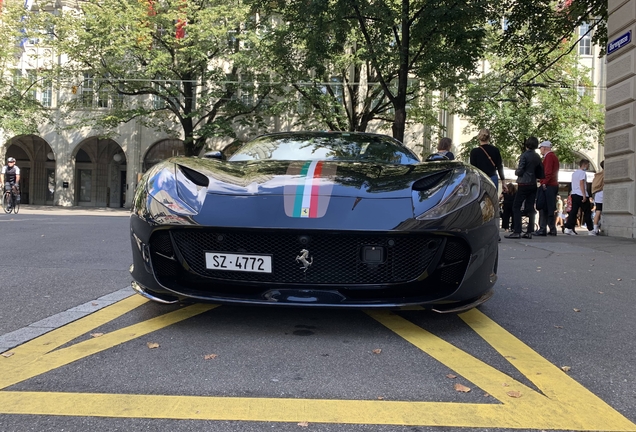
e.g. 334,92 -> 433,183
0,296 -> 633,430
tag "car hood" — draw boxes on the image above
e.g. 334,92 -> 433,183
172,157 -> 458,199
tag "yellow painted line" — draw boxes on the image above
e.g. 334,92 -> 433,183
6,295 -> 148,359
0,391 -> 543,426
459,308 -> 635,429
0,300 -> 634,430
367,309 -> 635,431
365,310 -> 540,407
0,302 -> 217,390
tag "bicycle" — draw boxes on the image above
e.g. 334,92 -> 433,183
2,186 -> 20,214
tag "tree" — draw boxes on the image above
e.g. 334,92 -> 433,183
455,41 -> 604,164
252,0 -> 496,144
495,0 -> 607,81
35,0 -> 273,156
0,1 -> 52,137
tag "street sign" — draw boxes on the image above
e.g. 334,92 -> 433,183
608,31 -> 631,55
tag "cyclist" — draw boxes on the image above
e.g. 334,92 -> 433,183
1,157 -> 20,206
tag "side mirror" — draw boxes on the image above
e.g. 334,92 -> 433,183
203,151 -> 224,160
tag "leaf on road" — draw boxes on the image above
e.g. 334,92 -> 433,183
502,382 -> 509,387
147,342 -> 160,349
507,390 -> 522,398
90,333 -> 104,338
446,374 -> 457,379
561,366 -> 571,372
372,349 -> 382,354
573,308 -> 581,312
484,393 -> 490,398
297,421 -> 309,427
204,354 -> 218,360
554,325 -> 563,329
91,302 -> 98,306
1,351 -> 14,358
454,383 -> 471,393
377,396 -> 384,400
598,291 -> 604,294
617,278 -> 622,281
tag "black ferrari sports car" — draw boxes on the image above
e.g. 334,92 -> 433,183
130,131 -> 499,312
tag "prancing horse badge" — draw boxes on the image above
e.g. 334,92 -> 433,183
295,249 -> 313,272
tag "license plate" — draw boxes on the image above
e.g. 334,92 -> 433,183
205,252 -> 272,273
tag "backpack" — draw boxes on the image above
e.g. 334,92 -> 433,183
591,171 -> 604,194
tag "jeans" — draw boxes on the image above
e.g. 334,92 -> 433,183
538,185 -> 558,233
490,175 -> 498,191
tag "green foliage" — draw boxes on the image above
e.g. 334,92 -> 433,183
455,42 -> 604,164
251,0 -> 497,143
0,2 -> 52,136
34,0 -> 274,156
497,0 -> 607,71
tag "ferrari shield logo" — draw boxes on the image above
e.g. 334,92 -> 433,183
284,161 -> 336,218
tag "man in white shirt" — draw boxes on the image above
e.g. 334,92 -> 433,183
564,159 -> 595,235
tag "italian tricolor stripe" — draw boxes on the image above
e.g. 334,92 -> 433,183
293,160 -> 324,218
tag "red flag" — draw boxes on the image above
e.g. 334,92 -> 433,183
175,0 -> 186,39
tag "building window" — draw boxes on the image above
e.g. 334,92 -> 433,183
81,73 -> 95,108
579,23 -> 591,56
15,70 -> 53,107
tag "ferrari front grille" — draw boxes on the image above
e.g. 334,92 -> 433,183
168,230 -> 442,285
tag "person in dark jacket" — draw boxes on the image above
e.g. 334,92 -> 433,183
505,137 -> 543,239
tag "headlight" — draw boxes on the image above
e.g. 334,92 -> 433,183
416,167 -> 481,220
146,163 -> 206,215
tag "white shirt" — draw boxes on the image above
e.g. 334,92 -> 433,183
595,190 -> 603,204
571,169 -> 587,197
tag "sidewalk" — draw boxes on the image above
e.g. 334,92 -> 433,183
15,204 -> 130,216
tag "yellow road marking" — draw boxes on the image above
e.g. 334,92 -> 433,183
0,301 -> 217,390
0,301 -> 633,430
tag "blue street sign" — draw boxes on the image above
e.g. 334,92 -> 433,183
608,31 -> 632,55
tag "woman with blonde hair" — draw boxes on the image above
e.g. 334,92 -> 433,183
469,128 -> 507,193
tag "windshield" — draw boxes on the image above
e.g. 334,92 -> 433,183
228,133 -> 420,164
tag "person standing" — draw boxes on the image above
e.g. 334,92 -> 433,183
591,160 -> 604,234
534,141 -> 560,236
505,137 -> 543,239
555,195 -> 564,230
436,137 -> 455,160
469,128 -> 507,193
564,159 -> 595,235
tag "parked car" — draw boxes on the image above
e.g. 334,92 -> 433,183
129,131 -> 499,312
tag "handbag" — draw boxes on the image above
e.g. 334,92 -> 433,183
536,186 -> 546,210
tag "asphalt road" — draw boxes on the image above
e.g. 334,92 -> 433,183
0,210 -> 634,432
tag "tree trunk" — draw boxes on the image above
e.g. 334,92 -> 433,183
392,0 -> 410,144
392,107 -> 407,143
